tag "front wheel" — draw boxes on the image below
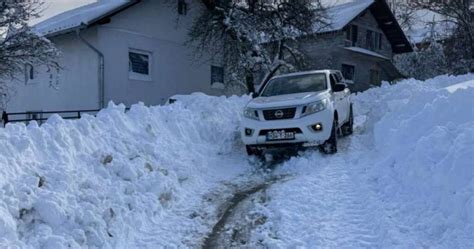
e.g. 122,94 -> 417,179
319,119 -> 338,154
246,145 -> 262,156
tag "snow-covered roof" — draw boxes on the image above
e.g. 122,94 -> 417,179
344,47 -> 389,60
316,0 -> 412,53
34,0 -> 136,37
316,0 -> 374,33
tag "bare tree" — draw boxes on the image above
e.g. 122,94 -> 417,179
0,0 -> 59,108
189,0 -> 328,93
410,0 -> 473,73
387,0 -> 419,32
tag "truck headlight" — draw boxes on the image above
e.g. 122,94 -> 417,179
302,99 -> 328,117
243,107 -> 259,120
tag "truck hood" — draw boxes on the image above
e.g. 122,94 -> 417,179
247,91 -> 330,109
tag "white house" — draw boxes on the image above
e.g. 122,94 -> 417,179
6,0 -> 225,114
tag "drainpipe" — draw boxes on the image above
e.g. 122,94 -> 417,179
76,28 -> 105,109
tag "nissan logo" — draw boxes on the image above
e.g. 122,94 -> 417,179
274,110 -> 284,118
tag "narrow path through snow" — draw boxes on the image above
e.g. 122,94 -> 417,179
200,153 -> 298,248
200,116 -> 392,248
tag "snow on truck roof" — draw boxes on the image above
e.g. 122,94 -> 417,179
271,70 -> 336,79
34,0 -> 137,37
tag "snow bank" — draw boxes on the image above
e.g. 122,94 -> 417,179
1,73 -> 473,248
0,93 -> 251,248
360,75 -> 474,246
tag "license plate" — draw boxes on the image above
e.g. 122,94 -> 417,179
266,130 -> 295,141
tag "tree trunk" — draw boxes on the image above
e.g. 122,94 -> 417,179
245,74 -> 255,93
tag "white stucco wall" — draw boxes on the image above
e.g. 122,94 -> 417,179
6,29 -> 100,113
6,0 -> 223,113
97,0 -> 223,106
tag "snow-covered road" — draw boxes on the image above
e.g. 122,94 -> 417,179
0,74 -> 473,248
235,74 -> 474,248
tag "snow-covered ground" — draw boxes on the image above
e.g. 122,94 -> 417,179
245,74 -> 474,248
0,94 -> 255,248
0,74 -> 473,248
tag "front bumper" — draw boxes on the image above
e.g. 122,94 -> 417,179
241,108 -> 333,147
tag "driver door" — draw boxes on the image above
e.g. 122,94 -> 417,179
330,74 -> 349,124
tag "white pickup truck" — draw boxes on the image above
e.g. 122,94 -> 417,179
241,70 -> 353,155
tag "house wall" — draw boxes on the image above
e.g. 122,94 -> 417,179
6,29 -> 100,113
6,0 -> 223,114
97,0 -> 223,106
351,9 -> 393,58
298,10 -> 395,92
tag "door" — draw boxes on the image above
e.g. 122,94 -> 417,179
330,74 -> 349,124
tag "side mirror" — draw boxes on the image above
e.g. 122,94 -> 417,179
333,83 -> 346,92
251,92 -> 258,98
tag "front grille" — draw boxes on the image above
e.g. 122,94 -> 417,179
262,107 -> 296,120
258,128 -> 302,136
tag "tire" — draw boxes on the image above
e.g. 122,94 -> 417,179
341,105 -> 354,136
319,118 -> 338,154
246,145 -> 262,156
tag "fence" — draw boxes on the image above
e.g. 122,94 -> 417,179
1,109 -> 101,127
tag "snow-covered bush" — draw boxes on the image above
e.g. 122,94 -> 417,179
187,0 -> 328,92
394,41 -> 448,80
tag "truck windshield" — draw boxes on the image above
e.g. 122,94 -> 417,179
260,73 -> 327,97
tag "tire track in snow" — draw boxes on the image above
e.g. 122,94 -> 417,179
201,157 -> 292,249
201,127 -> 375,248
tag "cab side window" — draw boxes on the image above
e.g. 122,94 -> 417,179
330,74 -> 337,89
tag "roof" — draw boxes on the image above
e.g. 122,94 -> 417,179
35,0 -> 411,53
344,47 -> 390,60
316,0 -> 375,33
34,0 -> 139,37
315,0 -> 412,54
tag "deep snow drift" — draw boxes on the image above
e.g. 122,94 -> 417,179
0,74 -> 473,248
0,94 -> 254,248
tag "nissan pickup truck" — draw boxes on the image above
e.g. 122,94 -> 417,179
241,70 -> 353,155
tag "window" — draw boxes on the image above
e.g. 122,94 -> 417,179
129,49 -> 152,81
211,65 -> 224,85
260,73 -> 327,97
334,71 -> 344,83
377,33 -> 383,50
329,74 -> 338,89
345,25 -> 358,46
341,64 -> 355,82
25,63 -> 34,84
366,30 -> 383,51
366,30 -> 374,50
178,0 -> 187,15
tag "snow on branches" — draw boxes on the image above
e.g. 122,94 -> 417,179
392,0 -> 473,77
189,0 -> 328,93
0,0 -> 59,106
